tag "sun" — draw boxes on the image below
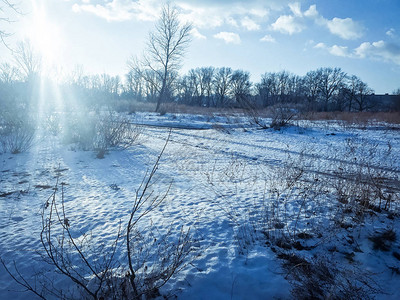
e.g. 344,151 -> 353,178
27,1 -> 64,73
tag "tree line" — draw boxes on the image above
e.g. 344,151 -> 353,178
2,57 -> 398,113
126,65 -> 395,112
1,4 -> 399,113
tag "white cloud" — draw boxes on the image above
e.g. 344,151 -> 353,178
179,5 -> 265,30
191,28 -> 206,40
178,4 -> 224,28
355,40 -> 400,65
329,45 -> 350,57
241,16 -> 260,31
260,34 -> 276,43
72,3 -> 132,22
175,1 -> 294,30
314,42 -> 350,57
72,0 -> 160,22
288,2 -> 302,17
270,3 -> 317,35
271,14 -> 304,35
314,42 -> 326,49
69,0 -> 286,29
314,40 -> 400,65
213,32 -> 241,44
325,17 -> 363,40
304,4 -> 318,18
226,17 -> 239,27
287,4 -> 364,40
249,8 -> 269,18
386,28 -> 396,37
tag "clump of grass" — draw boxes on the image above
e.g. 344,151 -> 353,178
369,229 -> 396,251
281,254 -> 383,300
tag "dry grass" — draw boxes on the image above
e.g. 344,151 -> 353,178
300,111 -> 400,125
124,103 -> 400,127
114,100 -> 252,116
113,100 -> 157,113
113,100 -> 400,125
158,103 -> 251,116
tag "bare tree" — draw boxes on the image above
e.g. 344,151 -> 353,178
277,71 -> 291,103
188,68 -> 201,105
303,69 -> 322,110
13,40 -> 42,81
200,67 -> 215,107
213,67 -> 232,107
339,75 -> 374,112
125,69 -> 144,100
318,67 -> 346,111
230,69 -> 252,108
352,76 -> 374,111
143,69 -> 163,102
98,73 -> 120,95
256,72 -> 279,107
0,62 -> 20,83
139,4 -> 192,112
177,72 -> 196,105
191,67 -> 215,107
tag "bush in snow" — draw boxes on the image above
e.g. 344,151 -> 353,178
93,111 -> 141,158
247,103 -> 297,130
269,104 -> 296,130
332,137 -> 398,218
62,110 -> 140,158
0,110 -> 35,154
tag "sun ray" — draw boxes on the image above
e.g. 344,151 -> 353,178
14,1 -> 69,154
28,0 -> 64,74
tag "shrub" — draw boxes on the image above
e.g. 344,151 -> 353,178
93,111 -> 141,156
269,104 -> 296,130
0,111 -> 35,154
62,111 -> 140,157
284,255 -> 383,300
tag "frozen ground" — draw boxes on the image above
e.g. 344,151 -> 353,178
1,112 -> 399,299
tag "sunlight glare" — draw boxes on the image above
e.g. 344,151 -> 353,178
28,1 -> 64,73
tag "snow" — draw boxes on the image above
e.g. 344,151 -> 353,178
1,112 -> 399,299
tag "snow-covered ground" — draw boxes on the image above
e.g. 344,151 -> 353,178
1,112 -> 399,299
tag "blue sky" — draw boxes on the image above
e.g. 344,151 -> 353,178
1,0 -> 400,93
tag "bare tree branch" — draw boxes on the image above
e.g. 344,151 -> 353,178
0,258 -> 47,300
129,4 -> 192,112
0,0 -> 21,48
126,131 -> 171,298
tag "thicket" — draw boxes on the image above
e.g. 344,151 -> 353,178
1,64 -> 399,116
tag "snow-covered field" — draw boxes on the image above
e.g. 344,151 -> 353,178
1,112 -> 399,299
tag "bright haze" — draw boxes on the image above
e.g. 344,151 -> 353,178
2,0 -> 400,93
